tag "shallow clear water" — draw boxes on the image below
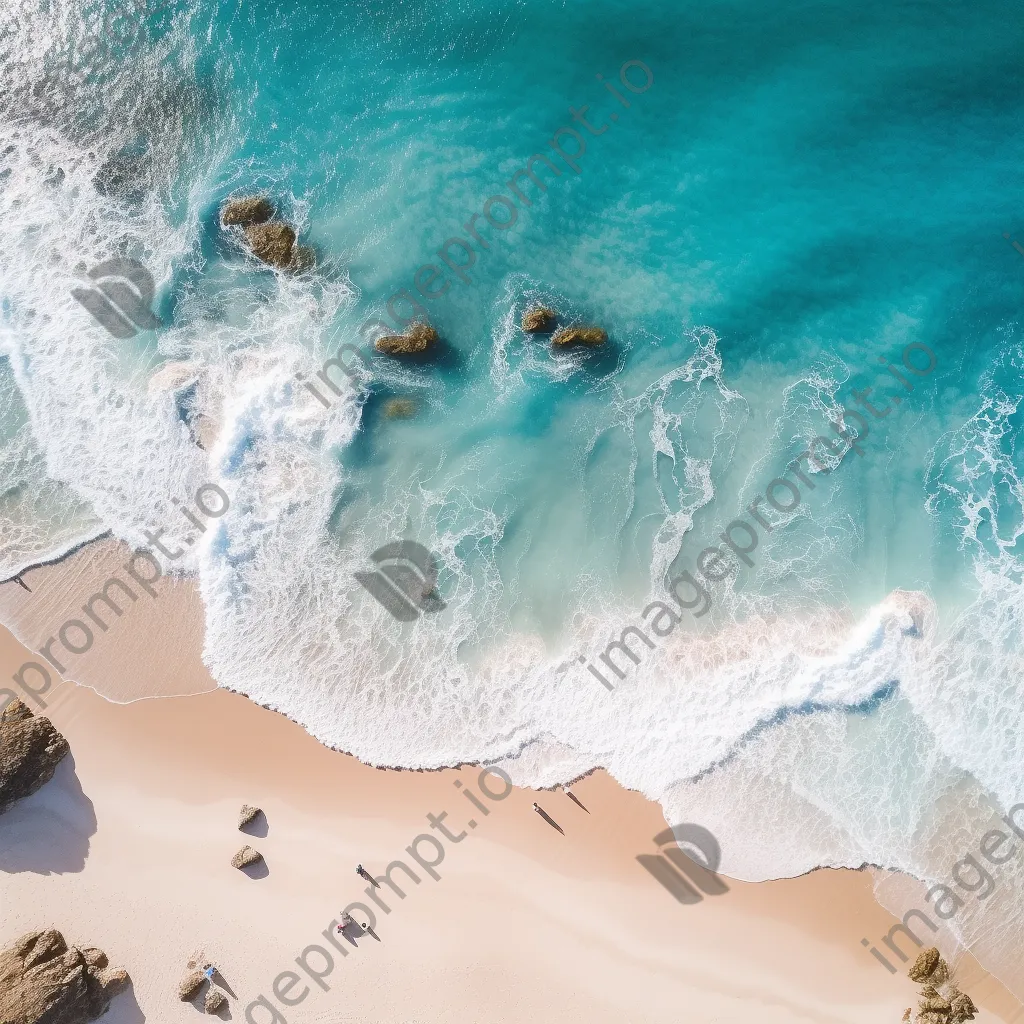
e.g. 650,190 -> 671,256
2,0 -> 1024,996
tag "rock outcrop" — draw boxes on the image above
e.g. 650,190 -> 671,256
243,223 -> 296,269
231,845 -> 263,870
904,948 -> 975,1024
0,930 -> 129,1024
949,991 -> 978,1023
551,325 -> 607,347
178,969 -> 205,1000
522,306 -> 557,333
220,196 -> 274,227
375,322 -> 438,356
382,398 -> 417,419
204,988 -> 227,1013
0,699 -> 70,814
908,948 -> 941,983
237,804 -> 261,830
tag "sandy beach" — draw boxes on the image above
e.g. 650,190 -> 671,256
0,544 -> 1021,1024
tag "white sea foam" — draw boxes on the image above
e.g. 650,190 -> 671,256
2,0 -> 1024,1001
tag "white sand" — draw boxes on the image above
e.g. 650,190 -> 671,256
0,543 -> 1020,1023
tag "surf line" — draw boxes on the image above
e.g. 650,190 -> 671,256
578,340 -> 940,692
296,58 -> 656,411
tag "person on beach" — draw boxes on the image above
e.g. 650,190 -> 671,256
356,864 -> 379,887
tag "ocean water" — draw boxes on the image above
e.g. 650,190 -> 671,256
2,0 -> 1024,995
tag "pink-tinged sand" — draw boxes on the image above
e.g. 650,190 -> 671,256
0,543 -> 1021,1023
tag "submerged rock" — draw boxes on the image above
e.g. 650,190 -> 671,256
221,196 -> 274,227
238,804 -> 261,829
231,845 -> 263,870
243,222 -> 296,269
0,930 -> 130,1024
383,397 -> 417,419
522,306 -> 558,333
551,325 -> 607,347
204,989 -> 227,1013
0,699 -> 70,814
375,322 -> 438,356
178,970 -> 206,1001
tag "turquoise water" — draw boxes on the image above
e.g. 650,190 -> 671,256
3,0 -> 1024,995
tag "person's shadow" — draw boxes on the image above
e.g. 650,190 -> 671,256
0,755 -> 96,873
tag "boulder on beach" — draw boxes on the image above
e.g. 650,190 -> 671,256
243,222 -> 296,269
375,322 -> 438,356
178,970 -> 206,1001
0,930 -> 130,1024
522,306 -> 558,333
231,845 -> 263,870
908,947 -> 941,983
0,699 -> 70,815
919,994 -> 951,1013
238,804 -> 261,829
551,325 -> 607,347
948,992 -> 978,1023
221,196 -> 274,227
383,397 -> 417,419
204,988 -> 227,1013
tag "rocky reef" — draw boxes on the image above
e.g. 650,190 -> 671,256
243,222 -> 297,269
0,699 -> 70,814
375,322 -> 438,356
522,306 -> 558,333
551,325 -> 607,347
220,195 -> 273,227
0,930 -> 129,1024
220,195 -> 314,272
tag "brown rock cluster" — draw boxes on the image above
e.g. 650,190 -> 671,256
375,322 -> 438,356
904,948 -> 977,1024
0,699 -> 70,814
220,195 -> 314,272
522,305 -> 558,333
230,845 -> 263,870
0,930 -> 129,1024
552,325 -> 607,347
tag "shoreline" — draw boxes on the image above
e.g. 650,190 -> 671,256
1,546 -> 1022,1022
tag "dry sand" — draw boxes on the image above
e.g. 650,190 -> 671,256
0,542 -> 1021,1023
